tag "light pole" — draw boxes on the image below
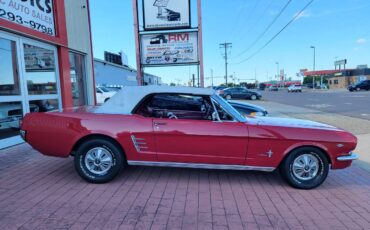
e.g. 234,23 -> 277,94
275,62 -> 279,80
310,46 -> 316,89
210,68 -> 214,87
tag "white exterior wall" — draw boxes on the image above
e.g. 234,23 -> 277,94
64,0 -> 95,105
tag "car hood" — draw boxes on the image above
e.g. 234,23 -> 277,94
104,92 -> 117,97
229,101 -> 266,112
249,116 -> 340,131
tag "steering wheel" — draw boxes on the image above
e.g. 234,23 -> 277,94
167,112 -> 178,119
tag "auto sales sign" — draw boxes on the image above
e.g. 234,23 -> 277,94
143,0 -> 190,30
0,0 -> 55,36
141,32 -> 198,66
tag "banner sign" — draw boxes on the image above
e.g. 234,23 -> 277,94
141,32 -> 198,66
143,0 -> 190,30
0,0 -> 55,36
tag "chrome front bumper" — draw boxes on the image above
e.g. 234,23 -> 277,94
337,152 -> 359,161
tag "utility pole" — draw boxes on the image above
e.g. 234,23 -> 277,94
219,42 -> 232,86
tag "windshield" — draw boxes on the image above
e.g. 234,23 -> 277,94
211,94 -> 247,122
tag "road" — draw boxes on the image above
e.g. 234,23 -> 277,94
260,90 -> 370,120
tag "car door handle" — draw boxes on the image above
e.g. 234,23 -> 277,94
154,121 -> 167,126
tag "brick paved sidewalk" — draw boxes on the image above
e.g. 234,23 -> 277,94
1,144 -> 370,230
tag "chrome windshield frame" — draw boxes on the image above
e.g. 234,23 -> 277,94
210,94 -> 247,122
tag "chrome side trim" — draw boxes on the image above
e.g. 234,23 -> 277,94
337,152 -> 359,161
130,135 -> 148,153
127,161 -> 275,172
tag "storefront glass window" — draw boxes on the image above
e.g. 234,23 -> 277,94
23,44 -> 57,95
0,38 -> 20,96
0,102 -> 22,140
69,52 -> 87,106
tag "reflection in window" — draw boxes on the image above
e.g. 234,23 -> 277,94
0,102 -> 23,140
29,99 -> 59,113
0,38 -> 20,96
23,44 -> 57,95
69,52 -> 87,106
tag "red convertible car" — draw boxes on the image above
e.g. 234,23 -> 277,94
21,86 -> 358,189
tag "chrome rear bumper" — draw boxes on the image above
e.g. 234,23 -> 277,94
337,152 -> 359,161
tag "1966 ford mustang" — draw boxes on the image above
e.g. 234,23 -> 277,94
21,86 -> 358,189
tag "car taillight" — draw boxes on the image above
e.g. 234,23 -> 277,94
20,130 -> 26,141
218,90 -> 224,94
19,118 -> 23,128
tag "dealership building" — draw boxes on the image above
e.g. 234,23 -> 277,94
0,0 -> 95,148
94,58 -> 161,87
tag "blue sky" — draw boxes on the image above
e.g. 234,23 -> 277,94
89,0 -> 370,86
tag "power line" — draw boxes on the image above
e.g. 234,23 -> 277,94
231,0 -> 315,65
233,0 -> 274,45
229,0 -> 250,38
233,0 -> 260,41
232,0 -> 292,59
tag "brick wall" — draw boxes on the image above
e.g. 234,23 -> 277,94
328,75 -> 370,89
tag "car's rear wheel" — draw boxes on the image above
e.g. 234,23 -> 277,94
74,138 -> 124,183
280,147 -> 329,189
226,95 -> 232,100
251,95 -> 257,100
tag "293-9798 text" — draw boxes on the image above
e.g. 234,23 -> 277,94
0,7 -> 54,36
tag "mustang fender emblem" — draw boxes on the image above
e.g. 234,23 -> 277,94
266,150 -> 273,158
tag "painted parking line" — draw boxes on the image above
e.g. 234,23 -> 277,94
305,104 -> 334,109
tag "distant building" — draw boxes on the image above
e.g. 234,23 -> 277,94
304,68 -> 370,89
94,59 -> 161,88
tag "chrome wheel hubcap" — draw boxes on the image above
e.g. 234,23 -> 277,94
84,147 -> 113,175
292,154 -> 319,181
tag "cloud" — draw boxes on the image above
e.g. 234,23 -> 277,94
293,10 -> 311,20
356,38 -> 367,45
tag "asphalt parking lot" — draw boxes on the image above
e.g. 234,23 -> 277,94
261,89 -> 370,121
1,90 -> 370,230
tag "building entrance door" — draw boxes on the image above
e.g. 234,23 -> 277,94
0,31 -> 62,149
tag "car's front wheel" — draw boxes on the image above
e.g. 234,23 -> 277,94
250,95 -> 257,100
74,138 -> 124,183
280,147 -> 329,189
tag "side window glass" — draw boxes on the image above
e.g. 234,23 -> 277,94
136,94 -> 213,120
213,100 -> 234,121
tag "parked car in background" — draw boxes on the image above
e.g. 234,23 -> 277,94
348,80 -> 370,92
96,86 -> 117,104
229,101 -> 268,117
288,85 -> 302,93
268,85 -> 279,91
21,86 -> 358,189
219,87 -> 262,100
